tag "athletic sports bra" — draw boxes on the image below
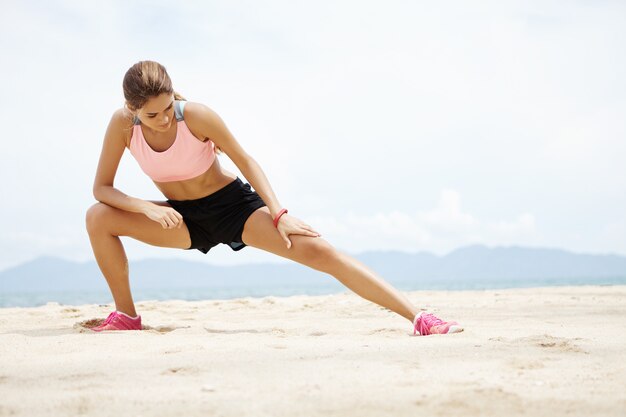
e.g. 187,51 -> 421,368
129,101 -> 216,182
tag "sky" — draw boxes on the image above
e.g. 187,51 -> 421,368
0,0 -> 624,271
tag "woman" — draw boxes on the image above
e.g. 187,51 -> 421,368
86,60 -> 462,336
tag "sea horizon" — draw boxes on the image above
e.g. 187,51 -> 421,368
3,277 -> 625,308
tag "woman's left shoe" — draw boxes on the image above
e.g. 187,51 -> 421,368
413,311 -> 463,336
91,311 -> 142,332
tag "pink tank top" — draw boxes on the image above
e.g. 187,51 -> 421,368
129,101 -> 216,182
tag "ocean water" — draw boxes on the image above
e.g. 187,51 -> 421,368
2,277 -> 625,308
0,286 -> 343,308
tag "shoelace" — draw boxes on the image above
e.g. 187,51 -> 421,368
414,313 -> 445,336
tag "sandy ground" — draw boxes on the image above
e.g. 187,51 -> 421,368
0,285 -> 625,417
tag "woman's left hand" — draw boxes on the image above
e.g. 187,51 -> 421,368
276,214 -> 321,249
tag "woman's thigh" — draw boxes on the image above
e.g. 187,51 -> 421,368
86,201 -> 192,249
241,207 -> 339,272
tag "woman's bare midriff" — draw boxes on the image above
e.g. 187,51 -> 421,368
153,158 -> 238,201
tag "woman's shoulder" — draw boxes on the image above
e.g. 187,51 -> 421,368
180,101 -> 224,132
180,100 -> 215,119
112,107 -> 136,127
179,101 -> 227,154
109,107 -> 136,148
180,101 -> 209,141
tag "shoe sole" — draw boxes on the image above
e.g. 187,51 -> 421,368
413,325 -> 464,336
447,325 -> 464,334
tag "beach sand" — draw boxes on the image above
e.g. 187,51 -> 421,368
0,285 -> 625,417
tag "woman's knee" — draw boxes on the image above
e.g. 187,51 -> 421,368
297,237 -> 343,272
85,202 -> 114,234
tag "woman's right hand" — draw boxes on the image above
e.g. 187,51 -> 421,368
142,203 -> 184,229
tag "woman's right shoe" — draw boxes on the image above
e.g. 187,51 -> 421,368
91,311 -> 142,332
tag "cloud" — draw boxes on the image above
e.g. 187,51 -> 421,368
309,189 -> 538,255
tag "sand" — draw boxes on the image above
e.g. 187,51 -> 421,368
0,285 -> 625,417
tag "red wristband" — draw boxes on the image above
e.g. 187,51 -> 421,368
273,208 -> 288,228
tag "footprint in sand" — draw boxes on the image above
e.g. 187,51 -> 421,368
491,334 -> 588,354
367,328 -> 404,336
516,334 -> 587,353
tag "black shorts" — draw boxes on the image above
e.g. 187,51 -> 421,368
166,177 -> 267,254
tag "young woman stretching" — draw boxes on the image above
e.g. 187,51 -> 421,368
86,60 -> 463,336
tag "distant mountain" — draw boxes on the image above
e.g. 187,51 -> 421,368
1,245 -> 625,295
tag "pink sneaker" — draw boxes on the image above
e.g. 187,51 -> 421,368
92,311 -> 142,332
413,312 -> 463,336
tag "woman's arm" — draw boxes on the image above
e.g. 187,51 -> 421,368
184,102 -> 320,247
93,109 -> 150,212
92,110 -> 182,228
184,103 -> 284,218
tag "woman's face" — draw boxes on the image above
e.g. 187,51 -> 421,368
135,93 -> 175,132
